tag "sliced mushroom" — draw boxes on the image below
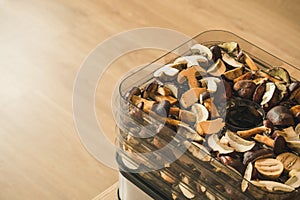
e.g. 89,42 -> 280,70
266,105 -> 295,127
196,118 -> 224,135
191,103 -> 209,123
241,162 -> 253,192
233,80 -> 256,99
237,126 -> 270,138
285,169 -> 300,188
203,98 -> 220,118
281,126 -> 300,141
250,180 -> 295,192
163,83 -> 179,98
179,109 -> 196,125
207,133 -> 234,154
287,141 -> 300,154
206,59 -> 226,76
254,158 -> 284,179
243,148 -> 274,165
144,81 -> 178,105
153,64 -> 179,82
260,82 -> 276,106
218,42 -> 240,56
177,65 -> 206,88
175,55 -> 208,68
242,52 -> 258,71
190,43 -> 213,60
223,130 -> 255,152
222,53 -> 244,68
233,71 -> 253,83
268,67 -> 291,84
276,152 -> 300,171
131,95 -> 155,113
223,67 -> 244,80
180,87 -> 207,108
253,134 -> 286,154
253,82 -> 266,103
291,105 -> 300,122
200,77 -> 221,93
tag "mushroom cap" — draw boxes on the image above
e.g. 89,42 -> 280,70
267,105 -> 295,127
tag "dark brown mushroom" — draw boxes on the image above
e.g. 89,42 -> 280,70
266,105 -> 295,127
243,148 -> 274,165
233,80 -> 257,99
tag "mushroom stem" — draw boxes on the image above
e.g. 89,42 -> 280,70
254,134 -> 274,147
237,126 -> 270,138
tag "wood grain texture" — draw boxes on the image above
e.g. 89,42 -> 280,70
0,0 -> 299,199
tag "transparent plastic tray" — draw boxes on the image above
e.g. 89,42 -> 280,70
115,30 -> 300,200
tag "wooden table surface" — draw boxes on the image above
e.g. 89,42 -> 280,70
0,0 -> 299,199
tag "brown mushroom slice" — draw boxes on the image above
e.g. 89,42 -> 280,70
253,82 -> 266,103
131,95 -> 155,113
223,67 -> 244,80
203,98 -> 220,118
180,88 -> 207,108
179,110 -> 196,125
254,158 -> 284,180
190,43 -> 213,60
242,52 -> 259,71
163,83 -> 178,98
268,67 -> 291,84
237,126 -> 270,138
177,65 -> 206,88
223,131 -> 255,152
285,169 -> 300,189
250,180 -> 295,192
233,71 -> 253,83
222,53 -> 244,68
241,162 -> 253,192
276,152 -> 300,171
243,148 -> 274,165
196,118 -> 224,135
206,59 -> 226,76
233,80 -> 256,99
207,133 -> 234,154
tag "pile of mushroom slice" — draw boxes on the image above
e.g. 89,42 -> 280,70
125,41 -> 300,198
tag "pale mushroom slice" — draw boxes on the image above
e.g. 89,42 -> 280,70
200,77 -> 221,93
191,103 -> 209,123
153,64 -> 179,82
223,130 -> 255,152
222,53 -> 244,68
276,152 -> 300,172
190,43 -> 213,60
207,59 -> 226,76
250,180 -> 295,192
254,158 -> 284,180
260,82 -> 276,106
207,133 -> 234,154
196,118 -> 224,135
174,55 -> 208,67
241,162 -> 253,192
285,169 -> 300,189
